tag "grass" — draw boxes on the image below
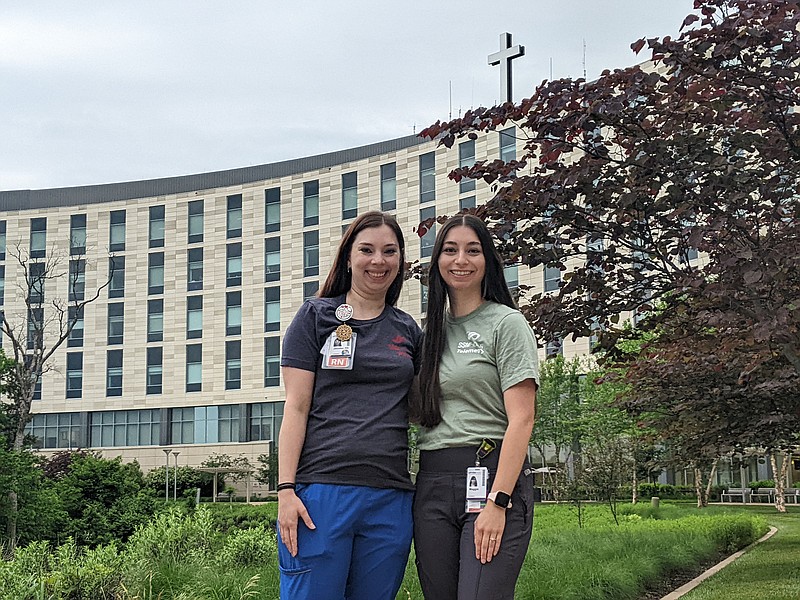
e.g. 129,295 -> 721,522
1,500 -> 787,600
679,505 -> 800,600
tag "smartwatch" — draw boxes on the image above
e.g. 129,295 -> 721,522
487,490 -> 512,509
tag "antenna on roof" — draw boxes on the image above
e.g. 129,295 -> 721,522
583,39 -> 587,79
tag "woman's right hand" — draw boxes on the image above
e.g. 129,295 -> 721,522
278,490 -> 316,557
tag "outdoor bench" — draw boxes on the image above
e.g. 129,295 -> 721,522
720,487 -> 751,503
750,487 -> 776,503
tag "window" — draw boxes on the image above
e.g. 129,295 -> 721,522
226,291 -> 242,336
0,221 -> 6,260
250,401 -> 284,441
107,303 -> 124,345
30,218 -> 47,258
227,194 -> 242,238
460,196 -> 476,211
265,188 -> 280,233
544,264 -> 561,292
188,199 -> 204,243
380,163 -> 396,211
148,253 -> 164,295
109,210 -> 126,252
342,172 -> 358,220
187,248 -> 203,291
90,409 -> 160,447
147,299 -> 163,342
264,287 -> 280,332
28,413 -> 81,449
171,407 -> 195,444
545,338 -> 563,359
264,337 -> 280,387
303,281 -> 318,300
0,265 -> 4,305
109,256 -> 125,298
66,352 -> 83,398
68,259 -> 85,302
420,279 -> 429,314
500,127 -> 516,162
70,214 -> 87,255
149,205 -> 165,248
225,340 -> 241,390
303,181 -> 319,227
504,265 -> 519,291
172,406 -> 240,444
106,350 -> 123,397
459,140 -> 476,193
420,207 -> 436,259
586,235 -> 604,274
227,243 -> 242,287
419,152 -> 436,203
186,343 -> 202,392
196,405 -> 240,443
187,296 -> 203,339
265,238 -> 280,282
27,308 -> 43,351
28,262 -> 45,304
146,347 -> 163,394
303,231 -> 319,277
67,306 -> 83,348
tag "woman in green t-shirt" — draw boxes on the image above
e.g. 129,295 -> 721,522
411,214 -> 539,600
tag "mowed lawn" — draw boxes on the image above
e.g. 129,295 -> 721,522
679,504 -> 800,600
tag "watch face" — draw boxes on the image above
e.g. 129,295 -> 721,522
494,491 -> 511,508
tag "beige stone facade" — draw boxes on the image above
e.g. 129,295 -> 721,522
0,130 -> 579,476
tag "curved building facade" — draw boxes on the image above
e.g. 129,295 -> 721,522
0,130 -> 577,485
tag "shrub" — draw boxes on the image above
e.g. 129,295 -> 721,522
749,479 -> 775,489
217,523 -> 277,568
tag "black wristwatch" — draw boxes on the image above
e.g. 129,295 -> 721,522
488,491 -> 512,509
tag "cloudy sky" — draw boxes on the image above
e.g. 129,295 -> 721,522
1,1 -> 695,190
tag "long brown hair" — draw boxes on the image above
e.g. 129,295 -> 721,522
413,215 -> 515,428
318,211 -> 407,306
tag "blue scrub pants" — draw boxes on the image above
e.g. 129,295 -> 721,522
278,483 -> 413,600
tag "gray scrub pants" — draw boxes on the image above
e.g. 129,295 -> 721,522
413,446 -> 535,600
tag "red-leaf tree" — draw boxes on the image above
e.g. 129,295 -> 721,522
421,0 -> 800,457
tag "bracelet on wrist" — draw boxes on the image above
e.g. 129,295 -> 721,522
276,482 -> 296,492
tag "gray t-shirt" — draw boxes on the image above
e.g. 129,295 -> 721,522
417,301 -> 539,451
281,295 -> 421,490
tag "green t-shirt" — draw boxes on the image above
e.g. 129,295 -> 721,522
417,301 -> 539,451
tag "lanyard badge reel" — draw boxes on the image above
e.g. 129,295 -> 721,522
465,438 -> 497,513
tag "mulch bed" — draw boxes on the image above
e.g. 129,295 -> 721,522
638,554 -> 725,599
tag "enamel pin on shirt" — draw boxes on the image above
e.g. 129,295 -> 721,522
334,303 -> 354,342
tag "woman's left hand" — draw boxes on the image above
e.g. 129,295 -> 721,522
474,503 -> 507,563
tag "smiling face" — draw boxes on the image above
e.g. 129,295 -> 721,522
347,224 -> 401,301
437,225 -> 486,296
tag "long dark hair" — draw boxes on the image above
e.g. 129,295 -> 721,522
414,215 -> 516,428
318,211 -> 406,306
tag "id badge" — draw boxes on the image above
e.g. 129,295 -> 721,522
321,331 -> 357,370
465,466 -> 488,513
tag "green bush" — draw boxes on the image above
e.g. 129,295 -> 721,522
217,523 -> 277,568
124,505 -> 217,570
749,479 -> 775,489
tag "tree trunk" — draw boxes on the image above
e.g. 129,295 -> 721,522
770,452 -> 788,513
631,459 -> 639,504
694,467 -> 705,508
704,460 -> 718,506
4,491 -> 17,558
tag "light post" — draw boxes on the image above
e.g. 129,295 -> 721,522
162,449 -> 172,502
173,451 -> 181,501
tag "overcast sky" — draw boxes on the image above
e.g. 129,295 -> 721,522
1,1 -> 695,190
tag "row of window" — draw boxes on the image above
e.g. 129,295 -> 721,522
61,337 -> 282,399
0,130 -> 522,266
26,401 -> 284,449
